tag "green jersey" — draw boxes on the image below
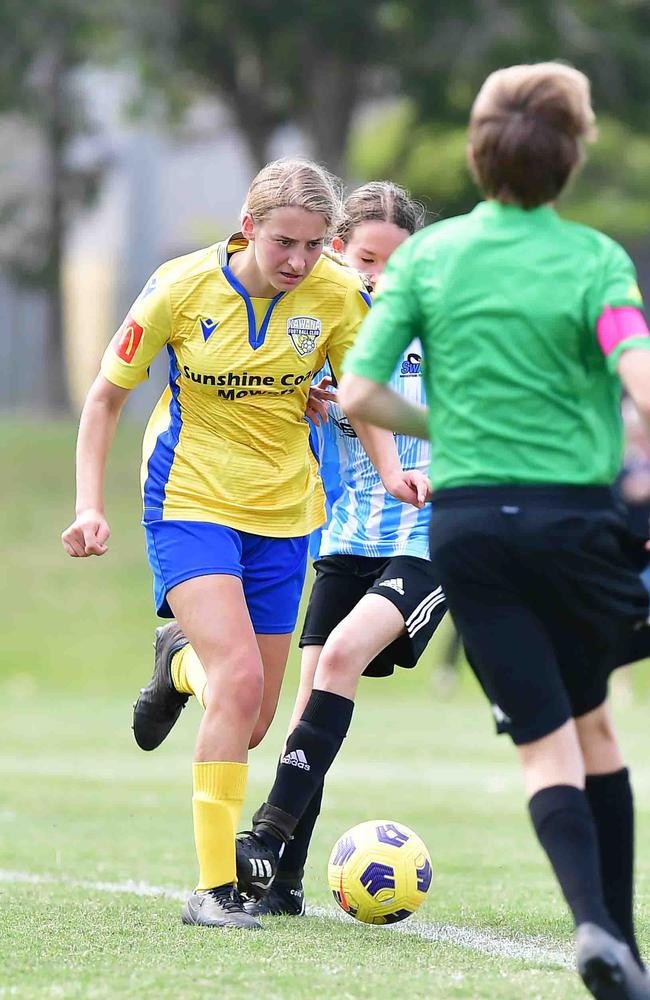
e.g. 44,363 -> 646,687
343,201 -> 649,489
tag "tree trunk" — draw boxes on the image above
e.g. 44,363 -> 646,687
301,49 -> 362,176
40,41 -> 72,415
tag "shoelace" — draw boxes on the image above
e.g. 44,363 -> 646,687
206,886 -> 246,913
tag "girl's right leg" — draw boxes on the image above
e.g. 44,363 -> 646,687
166,573 -> 264,929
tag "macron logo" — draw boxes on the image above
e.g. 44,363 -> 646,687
200,317 -> 219,341
281,749 -> 311,771
379,578 -> 405,596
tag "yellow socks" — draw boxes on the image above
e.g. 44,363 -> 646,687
171,646 -> 208,709
192,761 -> 248,891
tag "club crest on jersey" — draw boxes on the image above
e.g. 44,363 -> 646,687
287,316 -> 321,356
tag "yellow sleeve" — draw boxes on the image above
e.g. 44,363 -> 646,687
100,271 -> 172,389
326,284 -> 372,383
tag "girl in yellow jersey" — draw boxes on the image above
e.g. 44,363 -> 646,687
61,158 -> 370,929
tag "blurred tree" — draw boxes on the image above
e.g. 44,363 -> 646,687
349,103 -> 650,238
386,0 -> 650,129
135,1 -> 650,204
134,0 -> 395,173
0,0 -> 117,413
348,0 -> 650,236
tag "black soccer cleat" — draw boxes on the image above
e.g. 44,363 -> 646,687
576,923 -> 650,1000
132,622 -> 190,751
181,884 -> 262,929
244,881 -> 306,917
236,831 -> 279,900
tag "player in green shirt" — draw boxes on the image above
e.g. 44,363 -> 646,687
341,63 -> 650,1000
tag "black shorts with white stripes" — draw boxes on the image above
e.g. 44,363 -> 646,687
300,554 -> 447,677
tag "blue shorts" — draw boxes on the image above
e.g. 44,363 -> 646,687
143,519 -> 309,634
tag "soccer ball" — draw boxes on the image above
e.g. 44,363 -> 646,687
327,819 -> 432,925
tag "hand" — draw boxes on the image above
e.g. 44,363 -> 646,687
621,469 -> 650,504
61,508 -> 110,557
305,376 -> 337,426
382,469 -> 432,509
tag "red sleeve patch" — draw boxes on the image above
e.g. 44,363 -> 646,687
113,314 -> 144,363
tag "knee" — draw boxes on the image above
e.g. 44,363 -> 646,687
318,633 -> 357,683
577,709 -> 617,748
206,657 -> 264,725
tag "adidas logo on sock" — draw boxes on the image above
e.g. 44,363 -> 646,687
281,749 -> 311,771
379,578 -> 405,595
249,858 -> 273,878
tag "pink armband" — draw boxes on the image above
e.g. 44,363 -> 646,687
597,306 -> 649,356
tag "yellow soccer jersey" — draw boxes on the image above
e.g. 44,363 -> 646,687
101,235 -> 370,536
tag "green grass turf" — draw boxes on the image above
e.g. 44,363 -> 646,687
1,419 -> 649,999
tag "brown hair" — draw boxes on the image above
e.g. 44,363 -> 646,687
336,181 -> 426,243
245,158 -> 342,234
469,63 -> 596,208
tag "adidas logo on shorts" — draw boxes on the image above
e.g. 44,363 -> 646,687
491,703 -> 512,725
379,578 -> 405,596
281,749 -> 311,770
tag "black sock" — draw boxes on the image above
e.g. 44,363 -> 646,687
585,768 -> 641,964
528,785 -> 622,938
275,781 -> 325,884
254,690 -> 353,850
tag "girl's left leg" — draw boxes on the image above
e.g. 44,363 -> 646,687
576,701 -> 642,964
516,719 -> 620,938
166,573 -> 264,929
239,594 -> 406,879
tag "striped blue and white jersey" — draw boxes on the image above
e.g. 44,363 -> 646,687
310,340 -> 430,559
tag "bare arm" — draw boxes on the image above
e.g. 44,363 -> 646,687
61,374 -> 131,557
618,349 -> 650,439
351,419 -> 429,508
339,373 -> 430,440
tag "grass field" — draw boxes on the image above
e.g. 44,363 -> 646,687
2,419 -> 650,999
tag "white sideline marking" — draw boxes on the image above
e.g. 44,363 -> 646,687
0,869 -> 571,969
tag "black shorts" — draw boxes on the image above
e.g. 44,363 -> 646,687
429,486 -> 649,745
300,554 -> 447,677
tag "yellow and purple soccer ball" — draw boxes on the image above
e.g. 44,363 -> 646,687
327,819 -> 432,924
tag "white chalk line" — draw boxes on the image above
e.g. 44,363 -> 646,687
0,869 -> 571,969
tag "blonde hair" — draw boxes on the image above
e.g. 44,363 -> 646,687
336,181 -> 426,243
469,62 -> 597,208
245,158 -> 343,234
